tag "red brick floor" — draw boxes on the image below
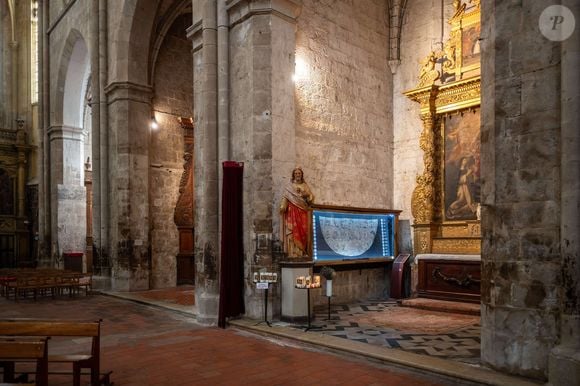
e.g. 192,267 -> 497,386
129,285 -> 195,306
0,295 -> 458,386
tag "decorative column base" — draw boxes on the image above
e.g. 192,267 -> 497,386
412,223 -> 438,254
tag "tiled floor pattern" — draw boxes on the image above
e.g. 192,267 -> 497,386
285,300 -> 481,365
0,295 -> 456,385
106,287 -> 482,365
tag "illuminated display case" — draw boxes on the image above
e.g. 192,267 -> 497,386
310,205 -> 401,263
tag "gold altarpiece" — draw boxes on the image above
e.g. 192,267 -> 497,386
404,0 -> 481,255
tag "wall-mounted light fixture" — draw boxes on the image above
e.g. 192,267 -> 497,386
150,114 -> 159,130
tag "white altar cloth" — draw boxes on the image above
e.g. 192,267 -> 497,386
414,253 -> 481,264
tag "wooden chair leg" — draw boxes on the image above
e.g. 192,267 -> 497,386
91,366 -> 100,386
1,361 -> 16,382
73,362 -> 81,386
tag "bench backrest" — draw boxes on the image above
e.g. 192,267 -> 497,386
0,339 -> 47,359
0,320 -> 101,337
0,337 -> 49,386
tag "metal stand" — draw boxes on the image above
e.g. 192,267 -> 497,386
256,284 -> 271,327
305,287 -> 313,331
325,295 -> 332,321
303,287 -> 324,331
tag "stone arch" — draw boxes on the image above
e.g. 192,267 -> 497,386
149,3 -> 194,289
48,28 -> 90,263
148,0 -> 191,85
4,0 -> 15,42
108,0 -> 157,85
53,28 -> 89,127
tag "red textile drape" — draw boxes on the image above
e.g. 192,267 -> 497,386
218,161 -> 245,328
286,202 -> 308,251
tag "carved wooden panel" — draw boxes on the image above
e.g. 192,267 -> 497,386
175,117 -> 195,285
418,259 -> 480,303
0,168 -> 15,216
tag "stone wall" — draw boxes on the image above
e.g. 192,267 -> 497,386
0,2 -> 11,129
312,267 -> 390,307
294,0 -> 392,209
392,0 -> 455,253
46,0 -> 92,266
150,16 -> 193,289
480,0 -> 563,380
56,184 -> 86,260
229,4 -> 298,319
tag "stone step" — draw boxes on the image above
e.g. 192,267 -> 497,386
399,297 -> 480,315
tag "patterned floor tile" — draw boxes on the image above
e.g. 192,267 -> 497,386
293,299 -> 481,365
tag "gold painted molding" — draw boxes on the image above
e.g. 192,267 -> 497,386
405,1 -> 481,255
432,238 -> 481,254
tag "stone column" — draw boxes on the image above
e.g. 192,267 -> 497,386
227,0 -> 301,319
84,159 -> 93,274
480,0 -> 563,380
104,81 -> 152,291
89,0 -> 102,273
549,1 -> 580,384
10,40 -> 18,131
186,0 -> 220,325
15,124 -> 31,263
98,0 -> 109,272
15,122 -> 27,218
39,0 -> 51,266
47,124 -> 86,266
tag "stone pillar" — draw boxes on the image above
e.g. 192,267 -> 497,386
89,0 -> 102,273
39,0 -> 51,266
480,0 -> 563,380
48,124 -> 87,266
549,1 -> 580,384
104,81 -> 152,291
16,122 -> 27,218
98,0 -> 109,273
186,0 -> 220,325
15,123 -> 31,264
227,0 -> 301,319
84,158 -> 93,274
10,40 -> 18,131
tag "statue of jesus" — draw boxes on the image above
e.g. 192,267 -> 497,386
279,167 -> 314,258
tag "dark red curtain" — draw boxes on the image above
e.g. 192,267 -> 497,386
218,161 -> 245,328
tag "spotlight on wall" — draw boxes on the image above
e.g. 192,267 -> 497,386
292,57 -> 309,82
150,115 -> 159,130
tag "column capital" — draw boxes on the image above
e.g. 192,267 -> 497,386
226,0 -> 302,28
186,19 -> 203,52
47,125 -> 84,141
104,81 -> 153,105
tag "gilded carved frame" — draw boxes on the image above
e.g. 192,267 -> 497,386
404,1 -> 481,255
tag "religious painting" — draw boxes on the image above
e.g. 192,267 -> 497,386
443,109 -> 481,221
0,168 -> 15,215
461,24 -> 481,67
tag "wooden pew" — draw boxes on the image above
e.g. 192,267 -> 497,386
0,320 -> 106,386
1,270 -> 90,301
0,337 -> 48,386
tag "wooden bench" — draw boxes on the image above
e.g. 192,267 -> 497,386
0,337 -> 48,386
0,320 -> 109,386
1,270 -> 91,301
